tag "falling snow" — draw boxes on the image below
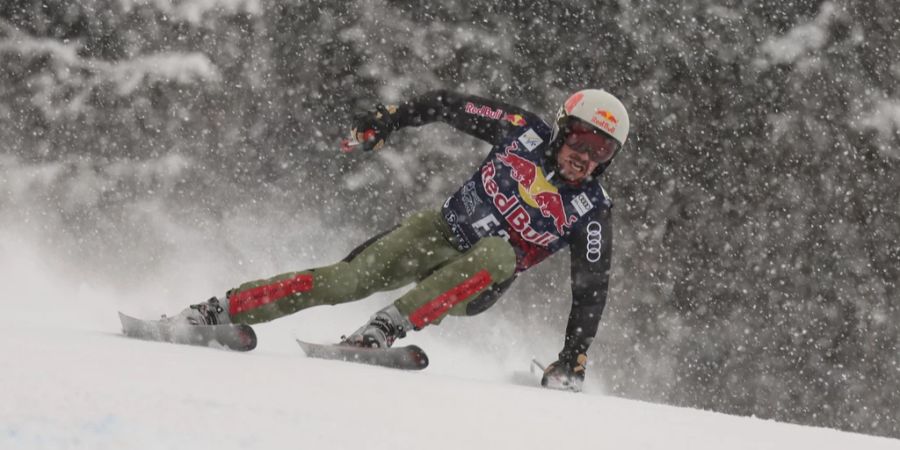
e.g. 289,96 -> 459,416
1,0 -> 898,445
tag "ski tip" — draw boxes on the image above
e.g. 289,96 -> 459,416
409,347 -> 429,370
118,311 -> 138,327
118,311 -> 146,323
117,312 -> 127,334
295,339 -> 324,356
233,324 -> 258,352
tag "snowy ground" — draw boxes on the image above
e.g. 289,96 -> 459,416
2,233 -> 900,450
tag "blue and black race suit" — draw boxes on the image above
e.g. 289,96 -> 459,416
390,90 -> 614,360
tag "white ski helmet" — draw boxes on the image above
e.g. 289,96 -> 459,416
554,89 -> 630,151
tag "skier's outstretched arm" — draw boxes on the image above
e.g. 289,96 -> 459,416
542,205 -> 614,391
348,90 -> 541,150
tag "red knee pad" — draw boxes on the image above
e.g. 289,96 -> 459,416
229,274 -> 314,316
408,270 -> 493,329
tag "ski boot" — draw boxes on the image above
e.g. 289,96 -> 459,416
341,305 -> 412,348
167,297 -> 231,326
119,296 -> 256,351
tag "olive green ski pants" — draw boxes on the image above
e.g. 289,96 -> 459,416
225,210 -> 517,329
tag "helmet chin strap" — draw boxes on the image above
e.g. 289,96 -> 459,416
545,135 -> 565,174
592,160 -> 611,177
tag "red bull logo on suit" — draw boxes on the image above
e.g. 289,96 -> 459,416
465,102 -> 528,127
504,113 -> 527,126
465,102 -> 504,120
480,141 -> 578,247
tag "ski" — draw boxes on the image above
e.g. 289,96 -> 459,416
118,312 -> 257,352
296,339 -> 429,370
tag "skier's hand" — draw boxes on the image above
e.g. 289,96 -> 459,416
344,104 -> 399,152
541,352 -> 587,392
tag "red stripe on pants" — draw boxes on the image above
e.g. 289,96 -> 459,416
408,270 -> 493,329
229,274 -> 314,316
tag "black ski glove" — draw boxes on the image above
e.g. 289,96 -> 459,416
349,104 -> 400,151
541,352 -> 587,392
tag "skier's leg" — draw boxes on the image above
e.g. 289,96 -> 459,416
341,236 -> 516,346
224,210 -> 461,324
393,236 -> 517,328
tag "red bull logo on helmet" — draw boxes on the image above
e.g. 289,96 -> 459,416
595,109 -> 618,124
592,109 -> 618,135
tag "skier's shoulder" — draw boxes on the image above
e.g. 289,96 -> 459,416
564,181 -> 613,247
580,179 -> 614,214
596,182 -> 613,210
496,114 -> 554,152
507,100 -> 553,136
458,93 -> 552,139
527,117 -> 555,141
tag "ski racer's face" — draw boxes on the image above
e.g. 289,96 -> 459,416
557,143 -> 600,181
557,121 -> 619,182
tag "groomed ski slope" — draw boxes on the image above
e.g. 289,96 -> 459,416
1,235 -> 899,450
3,307 -> 900,448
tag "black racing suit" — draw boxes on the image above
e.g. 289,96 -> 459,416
388,90 -> 614,362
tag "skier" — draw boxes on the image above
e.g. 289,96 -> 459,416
175,89 -> 629,392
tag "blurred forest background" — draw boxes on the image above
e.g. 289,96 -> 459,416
1,0 -> 898,439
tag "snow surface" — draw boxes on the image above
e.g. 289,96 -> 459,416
2,233 -> 900,450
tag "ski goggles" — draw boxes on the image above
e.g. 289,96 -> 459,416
564,120 -> 620,164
